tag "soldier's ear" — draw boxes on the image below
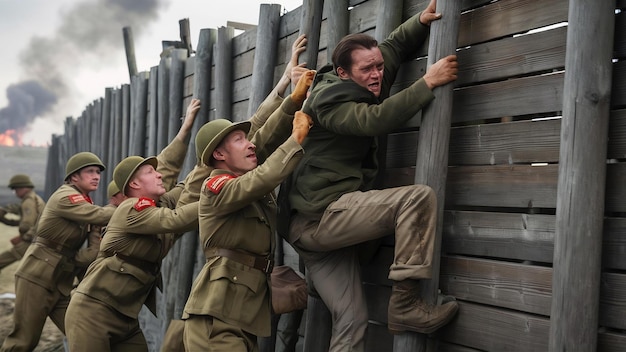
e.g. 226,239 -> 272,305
212,148 -> 226,162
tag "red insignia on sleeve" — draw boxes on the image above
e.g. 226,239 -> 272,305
206,174 -> 235,194
68,194 -> 87,204
134,197 -> 156,211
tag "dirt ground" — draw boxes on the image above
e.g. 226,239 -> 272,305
0,222 -> 65,351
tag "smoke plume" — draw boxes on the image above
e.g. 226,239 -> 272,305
0,0 -> 168,144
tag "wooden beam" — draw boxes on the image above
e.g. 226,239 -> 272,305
123,26 -> 138,79
299,0 -> 324,69
247,4 -> 281,118
215,26 -> 234,121
408,0 -> 462,351
549,0 -> 616,350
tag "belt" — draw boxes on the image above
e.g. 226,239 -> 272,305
101,250 -> 160,275
205,247 -> 274,274
34,237 -> 76,258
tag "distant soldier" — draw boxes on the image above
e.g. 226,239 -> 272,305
0,152 -> 115,352
0,174 -> 45,274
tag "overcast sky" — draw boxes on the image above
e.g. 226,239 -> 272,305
0,0 -> 303,146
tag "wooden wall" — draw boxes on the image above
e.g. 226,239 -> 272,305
43,0 -> 626,351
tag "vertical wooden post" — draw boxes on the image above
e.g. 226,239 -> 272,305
123,26 -> 138,79
168,49 -> 188,142
247,4 -> 281,118
549,1 -> 615,350
215,26 -> 234,121
121,84 -> 131,158
403,1 -> 461,351
157,56 -> 171,152
101,88 -> 112,180
192,28 -> 216,128
130,71 -> 149,156
147,66 -> 159,156
325,0 -> 349,63
299,0 -> 324,69
179,19 -> 193,55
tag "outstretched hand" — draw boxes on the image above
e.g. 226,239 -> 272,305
286,34 -> 307,80
292,111 -> 313,145
176,98 -> 201,142
420,0 -> 442,26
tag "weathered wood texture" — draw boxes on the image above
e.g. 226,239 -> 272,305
43,0 -> 626,351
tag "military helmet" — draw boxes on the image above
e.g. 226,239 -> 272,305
64,152 -> 105,181
106,180 -> 120,199
8,174 -> 34,189
198,119 -> 251,166
113,156 -> 158,196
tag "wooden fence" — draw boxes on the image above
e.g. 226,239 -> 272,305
43,0 -> 626,351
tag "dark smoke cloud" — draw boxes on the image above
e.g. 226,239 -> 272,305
0,81 -> 57,132
1,0 -> 169,135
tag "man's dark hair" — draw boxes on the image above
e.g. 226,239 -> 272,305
331,33 -> 379,73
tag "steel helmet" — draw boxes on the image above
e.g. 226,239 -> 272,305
106,180 -> 120,199
64,152 -> 105,181
8,174 -> 34,189
197,119 -> 251,166
113,156 -> 158,196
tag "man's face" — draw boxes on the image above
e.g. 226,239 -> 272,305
72,166 -> 102,194
338,46 -> 385,97
129,164 -> 165,200
13,187 -> 30,199
214,130 -> 257,176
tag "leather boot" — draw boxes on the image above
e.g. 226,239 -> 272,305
388,280 -> 459,334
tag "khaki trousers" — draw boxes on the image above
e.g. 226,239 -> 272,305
289,185 -> 437,352
65,293 -> 147,352
183,315 -> 258,352
0,240 -> 29,272
0,277 -> 69,352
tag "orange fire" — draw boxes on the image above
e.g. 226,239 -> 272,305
0,129 -> 23,147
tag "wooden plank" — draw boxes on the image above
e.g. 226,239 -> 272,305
438,341 -> 483,352
365,323 -> 393,352
608,109 -> 626,160
614,10 -> 625,59
437,302 -> 550,351
599,272 -> 626,330
452,72 -> 564,124
440,256 -> 552,316
456,25 -> 566,86
456,0 -> 569,48
606,163 -> 626,212
442,211 -> 555,263
598,331 -> 626,352
363,283 -> 391,324
386,118 -> 561,168
611,60 -> 626,108
603,218 -> 626,270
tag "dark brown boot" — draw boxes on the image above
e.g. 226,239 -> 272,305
388,280 -> 459,334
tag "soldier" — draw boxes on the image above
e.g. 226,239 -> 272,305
64,155 -> 200,352
181,108 -> 312,351
0,152 -> 115,352
0,174 -> 45,274
280,0 -> 459,350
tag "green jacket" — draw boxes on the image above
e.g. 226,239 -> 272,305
16,184 -> 115,296
286,12 -> 435,218
183,136 -> 304,337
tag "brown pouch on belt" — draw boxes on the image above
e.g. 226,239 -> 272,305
271,265 -> 307,315
9,236 -> 22,246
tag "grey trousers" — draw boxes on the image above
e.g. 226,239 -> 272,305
288,185 -> 437,352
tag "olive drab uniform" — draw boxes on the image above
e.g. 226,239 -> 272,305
0,189 -> 45,272
182,127 -> 304,351
0,184 -> 115,352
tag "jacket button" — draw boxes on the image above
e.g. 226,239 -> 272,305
233,276 -> 238,281
120,267 -> 125,272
